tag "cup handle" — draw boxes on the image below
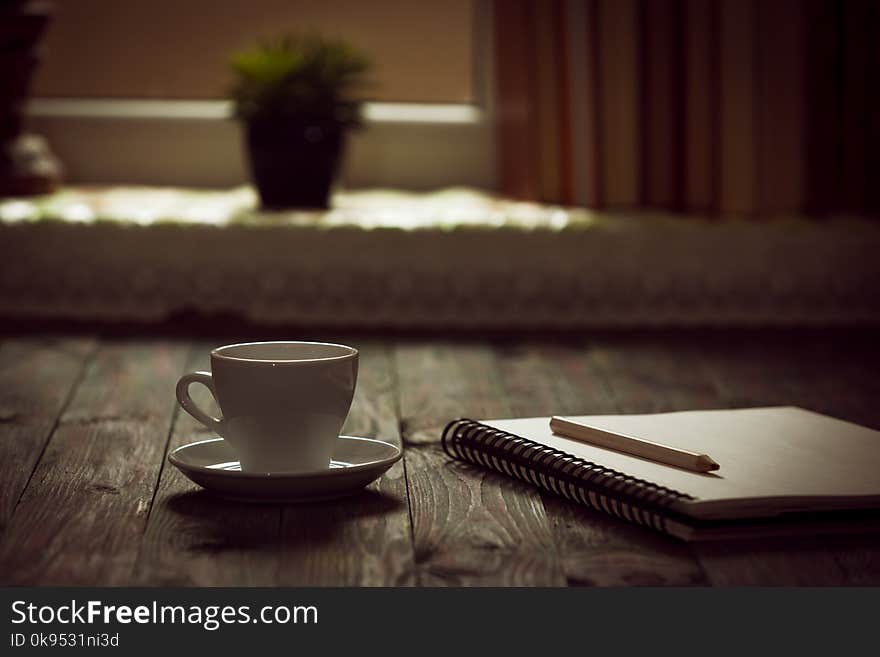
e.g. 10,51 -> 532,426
176,372 -> 225,435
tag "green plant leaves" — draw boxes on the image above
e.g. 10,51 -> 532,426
229,33 -> 371,126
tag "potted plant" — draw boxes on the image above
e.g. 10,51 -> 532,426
230,34 -> 370,209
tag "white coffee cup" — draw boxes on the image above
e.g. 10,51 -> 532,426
175,341 -> 358,473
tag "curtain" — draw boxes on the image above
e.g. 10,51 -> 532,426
493,0 -> 880,217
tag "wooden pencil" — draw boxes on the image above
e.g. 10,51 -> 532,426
550,416 -> 720,473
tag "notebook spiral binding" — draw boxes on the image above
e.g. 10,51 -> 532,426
441,419 -> 695,534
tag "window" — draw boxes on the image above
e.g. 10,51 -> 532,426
27,0 -> 494,189
34,0 -> 476,103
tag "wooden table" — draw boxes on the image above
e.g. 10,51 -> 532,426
1,330 -> 878,586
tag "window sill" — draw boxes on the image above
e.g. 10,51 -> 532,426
25,99 -> 494,190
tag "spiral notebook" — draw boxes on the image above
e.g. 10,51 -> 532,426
442,407 -> 880,541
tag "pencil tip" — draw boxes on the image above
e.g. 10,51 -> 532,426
701,456 -> 720,471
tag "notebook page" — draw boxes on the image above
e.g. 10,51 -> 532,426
484,407 -> 880,516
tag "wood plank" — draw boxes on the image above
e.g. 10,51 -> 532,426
276,341 -> 415,586
0,340 -> 188,585
825,535 -> 880,586
694,334 -> 864,585
787,336 -> 880,585
0,337 -> 95,531
494,341 -> 707,586
396,341 -> 564,586
586,334 -> 876,585
776,335 -> 880,430
717,333 -> 880,586
395,342 -> 510,444
694,535 -> 858,586
405,445 -> 564,586
138,340 -> 416,586
135,341 -> 282,586
699,334 -> 880,427
589,336 -> 726,413
2,332 -> 872,587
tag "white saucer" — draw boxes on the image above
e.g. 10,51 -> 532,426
168,436 -> 402,503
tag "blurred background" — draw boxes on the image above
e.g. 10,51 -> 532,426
19,0 -> 490,190
1,0 -> 878,331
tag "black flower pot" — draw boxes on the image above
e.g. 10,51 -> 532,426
244,119 -> 345,209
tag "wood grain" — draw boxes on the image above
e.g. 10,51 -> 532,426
396,341 -> 563,585
0,340 -> 188,585
135,341 -> 283,586
276,341 -> 414,586
1,332 -> 877,586
778,338 -> 880,585
395,342 -> 511,444
693,335 -> 865,585
699,334 -> 880,429
571,335 -> 878,585
577,334 -> 866,585
406,445 -> 563,586
694,535 -> 855,586
138,340 -> 416,586
494,341 -> 707,586
0,337 -> 95,530
589,336 -> 726,413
